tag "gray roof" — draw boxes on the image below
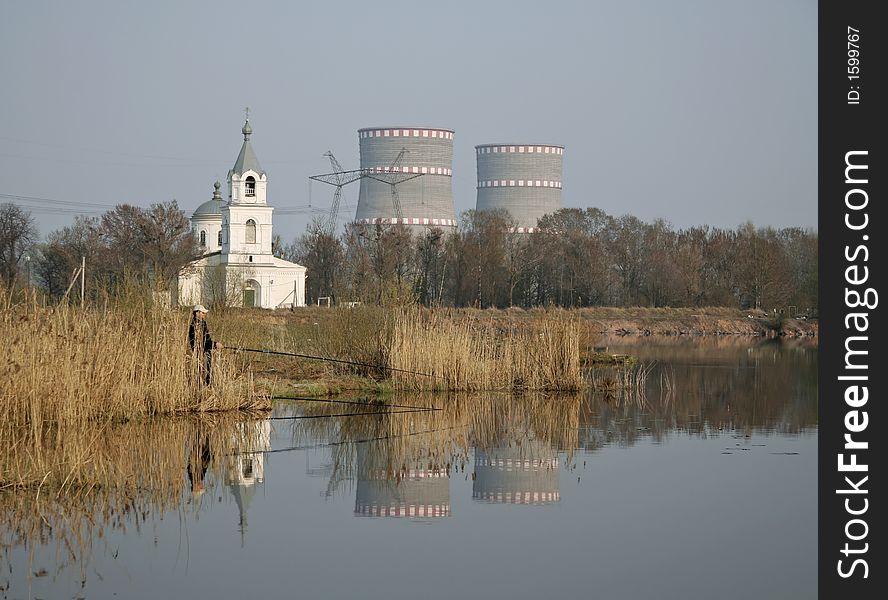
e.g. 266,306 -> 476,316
192,181 -> 224,218
230,120 -> 265,177
193,199 -> 223,217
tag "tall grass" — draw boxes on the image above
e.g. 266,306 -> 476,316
213,306 -> 584,392
388,309 -> 582,391
0,288 -> 266,433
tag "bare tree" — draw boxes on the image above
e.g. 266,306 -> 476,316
139,201 -> 197,285
200,264 -> 254,310
101,201 -> 197,289
36,216 -> 104,299
295,219 -> 344,304
414,228 -> 447,306
0,203 -> 38,289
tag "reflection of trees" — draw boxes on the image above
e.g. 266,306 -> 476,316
579,340 -> 818,449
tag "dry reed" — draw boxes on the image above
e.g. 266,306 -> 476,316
388,309 -> 582,391
0,290 -> 267,433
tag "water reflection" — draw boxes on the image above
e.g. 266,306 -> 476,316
1,339 -> 818,597
225,420 -> 271,539
354,444 -> 450,518
473,436 -> 560,505
287,401 -> 467,512
187,426 -> 212,497
580,338 -> 818,450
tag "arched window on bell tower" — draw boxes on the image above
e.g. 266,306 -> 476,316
245,176 -> 256,197
199,230 -> 207,247
217,230 -> 222,247
245,219 -> 257,244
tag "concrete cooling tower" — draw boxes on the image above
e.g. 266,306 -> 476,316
356,126 -> 457,229
475,143 -> 564,232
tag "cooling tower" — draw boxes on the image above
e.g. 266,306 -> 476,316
475,143 -> 564,232
356,126 -> 457,229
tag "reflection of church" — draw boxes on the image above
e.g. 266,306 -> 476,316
473,436 -> 560,505
226,420 -> 271,538
354,445 -> 450,518
175,119 -> 306,309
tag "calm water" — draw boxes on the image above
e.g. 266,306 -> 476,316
2,338 -> 817,600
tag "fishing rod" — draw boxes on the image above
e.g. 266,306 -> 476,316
230,346 -> 443,380
272,395 -> 441,411
240,425 -> 461,457
267,407 -> 438,421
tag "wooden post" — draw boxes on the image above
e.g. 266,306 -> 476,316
80,256 -> 85,304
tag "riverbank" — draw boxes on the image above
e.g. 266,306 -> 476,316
569,306 -> 817,337
211,305 -> 814,397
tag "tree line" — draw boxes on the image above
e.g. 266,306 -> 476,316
2,201 -> 816,312
282,208 -> 817,312
1,201 -> 194,300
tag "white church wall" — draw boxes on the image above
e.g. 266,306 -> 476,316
262,265 -> 307,308
193,219 -> 223,254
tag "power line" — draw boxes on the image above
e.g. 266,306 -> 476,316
0,192 -> 116,208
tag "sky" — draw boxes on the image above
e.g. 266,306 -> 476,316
0,0 -> 817,242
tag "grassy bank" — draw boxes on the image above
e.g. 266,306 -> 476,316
211,306 -> 584,393
205,305 -> 812,396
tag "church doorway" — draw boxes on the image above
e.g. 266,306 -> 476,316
243,280 -> 260,307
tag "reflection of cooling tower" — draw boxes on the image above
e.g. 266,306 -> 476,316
356,126 -> 457,228
473,438 -> 560,504
475,143 -> 564,232
354,444 -> 451,518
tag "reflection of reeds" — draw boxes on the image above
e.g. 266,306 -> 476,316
659,365 -> 677,405
589,362 -> 652,407
288,391 -> 585,496
1,414 -> 266,585
0,291 -> 266,433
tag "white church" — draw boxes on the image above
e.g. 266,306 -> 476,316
175,119 -> 306,309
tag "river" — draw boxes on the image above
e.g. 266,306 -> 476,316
1,337 -> 817,599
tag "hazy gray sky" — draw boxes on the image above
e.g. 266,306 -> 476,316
1,0 -> 817,242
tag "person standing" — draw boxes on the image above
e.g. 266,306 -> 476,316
188,305 -> 223,385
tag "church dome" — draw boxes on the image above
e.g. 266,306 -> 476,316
192,181 -> 224,219
193,199 -> 223,217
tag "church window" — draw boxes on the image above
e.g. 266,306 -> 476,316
199,230 -> 206,247
217,230 -> 222,246
245,176 -> 256,197
246,219 -> 257,244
